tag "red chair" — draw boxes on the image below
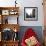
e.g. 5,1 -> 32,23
21,28 -> 41,46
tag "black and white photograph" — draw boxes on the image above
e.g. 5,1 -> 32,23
24,7 -> 38,21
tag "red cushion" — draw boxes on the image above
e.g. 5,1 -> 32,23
21,28 -> 41,46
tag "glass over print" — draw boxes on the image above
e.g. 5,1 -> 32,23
24,7 -> 38,21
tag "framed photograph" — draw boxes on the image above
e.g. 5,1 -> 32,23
2,10 -> 9,15
9,10 -> 18,15
24,7 -> 38,21
9,10 -> 15,15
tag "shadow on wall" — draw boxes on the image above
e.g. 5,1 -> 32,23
18,26 -> 43,44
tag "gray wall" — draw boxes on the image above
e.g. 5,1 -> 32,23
18,26 -> 44,44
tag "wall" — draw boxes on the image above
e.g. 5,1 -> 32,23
18,0 -> 44,26
0,0 -> 44,26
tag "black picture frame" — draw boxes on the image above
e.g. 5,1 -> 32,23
24,7 -> 38,21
